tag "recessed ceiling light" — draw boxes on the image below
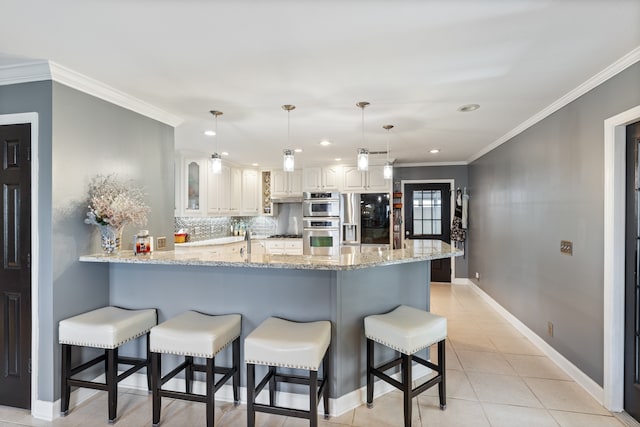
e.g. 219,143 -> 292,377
335,158 -> 342,161
221,152 -> 229,156
320,140 -> 332,146
458,104 -> 480,112
251,163 -> 259,167
294,148 -> 303,153
204,130 -> 216,136
430,149 -> 440,154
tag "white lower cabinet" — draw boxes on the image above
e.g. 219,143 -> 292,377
263,239 -> 302,255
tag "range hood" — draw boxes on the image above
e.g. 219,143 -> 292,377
271,195 -> 303,203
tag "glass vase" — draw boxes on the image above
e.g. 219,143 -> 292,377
98,225 -> 123,254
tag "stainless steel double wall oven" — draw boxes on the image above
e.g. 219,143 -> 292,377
302,192 -> 340,256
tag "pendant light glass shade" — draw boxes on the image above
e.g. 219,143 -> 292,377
282,104 -> 296,172
357,148 -> 369,171
210,153 -> 222,174
209,110 -> 223,174
383,124 -> 394,179
283,149 -> 294,172
383,161 -> 393,179
356,101 -> 370,171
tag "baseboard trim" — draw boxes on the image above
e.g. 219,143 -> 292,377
452,278 -> 471,285
467,281 -> 605,404
36,364 -> 433,420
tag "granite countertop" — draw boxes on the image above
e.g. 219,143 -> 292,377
80,240 -> 463,271
175,235 -> 271,247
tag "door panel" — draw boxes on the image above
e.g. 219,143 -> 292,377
625,120 -> 640,422
404,183 -> 451,282
0,124 -> 31,409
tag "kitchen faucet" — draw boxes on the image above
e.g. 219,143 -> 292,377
244,228 -> 251,255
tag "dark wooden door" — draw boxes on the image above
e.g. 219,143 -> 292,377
404,183 -> 451,282
625,120 -> 640,422
0,124 -> 31,409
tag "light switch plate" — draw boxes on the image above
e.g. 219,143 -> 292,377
560,240 -> 573,255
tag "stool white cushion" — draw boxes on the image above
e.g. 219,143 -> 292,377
245,318 -> 331,371
59,306 -> 157,349
150,311 -> 241,358
365,305 -> 446,355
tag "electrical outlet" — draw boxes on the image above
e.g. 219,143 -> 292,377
156,236 -> 167,249
560,240 -> 573,255
548,321 -> 554,337
475,272 -> 480,280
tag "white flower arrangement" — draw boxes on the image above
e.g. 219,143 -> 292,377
84,175 -> 150,229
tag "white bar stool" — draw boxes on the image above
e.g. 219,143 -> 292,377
364,305 -> 447,427
59,306 -> 157,423
150,311 -> 241,427
245,317 -> 331,427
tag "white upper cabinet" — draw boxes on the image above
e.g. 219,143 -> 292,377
241,169 -> 260,214
342,165 -> 391,193
208,165 -> 231,215
178,154 -> 208,216
271,169 -> 302,197
302,166 -> 341,191
229,167 -> 242,213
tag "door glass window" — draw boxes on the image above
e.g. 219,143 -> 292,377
412,190 -> 442,236
187,161 -> 200,210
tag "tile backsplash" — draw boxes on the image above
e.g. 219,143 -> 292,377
175,216 -> 277,242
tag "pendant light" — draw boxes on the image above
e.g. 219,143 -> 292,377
356,101 -> 370,171
383,124 -> 394,179
209,110 -> 223,174
282,104 -> 296,172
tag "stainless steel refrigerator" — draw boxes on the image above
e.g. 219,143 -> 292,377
340,193 -> 391,252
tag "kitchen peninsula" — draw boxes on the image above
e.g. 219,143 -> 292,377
80,240 -> 461,413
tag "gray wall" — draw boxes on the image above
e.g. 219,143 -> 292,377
49,82 -> 175,401
394,165 -> 469,278
0,80 -> 175,403
468,62 -> 640,385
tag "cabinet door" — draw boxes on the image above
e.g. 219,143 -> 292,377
366,165 -> 390,192
322,166 -> 341,190
242,169 -> 260,214
207,166 -> 221,214
289,170 -> 303,195
343,166 -> 365,191
271,170 -> 288,196
229,167 -> 242,213
183,157 -> 207,215
302,167 -> 322,191
218,165 -> 231,212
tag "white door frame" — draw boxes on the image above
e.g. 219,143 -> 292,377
603,104 -> 640,411
0,113 -> 40,414
401,179 -> 457,282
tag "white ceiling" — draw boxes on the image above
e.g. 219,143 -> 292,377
1,0 -> 638,168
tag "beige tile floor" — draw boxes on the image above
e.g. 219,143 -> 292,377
0,283 -> 631,426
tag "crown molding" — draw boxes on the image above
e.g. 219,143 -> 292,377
395,161 -> 468,167
467,46 -> 640,164
0,60 -> 183,127
0,60 -> 51,85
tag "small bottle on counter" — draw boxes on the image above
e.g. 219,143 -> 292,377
134,230 -> 152,255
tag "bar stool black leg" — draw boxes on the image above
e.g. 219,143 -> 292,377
185,356 -> 194,394
438,340 -> 446,409
60,344 -> 71,415
323,348 -> 330,419
206,357 -> 215,427
309,369 -> 318,427
247,363 -> 256,427
402,353 -> 411,427
268,366 -> 276,406
151,352 -> 161,426
232,337 -> 240,404
146,333 -> 152,392
107,348 -> 118,423
366,339 -> 374,408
